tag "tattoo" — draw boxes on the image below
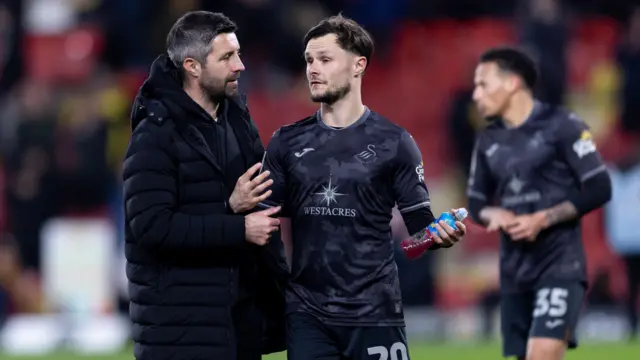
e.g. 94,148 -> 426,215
544,201 -> 578,228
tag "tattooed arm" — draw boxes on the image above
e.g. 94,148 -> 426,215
540,171 -> 612,229
542,201 -> 578,228
508,177 -> 611,241
546,113 -> 612,227
507,115 -> 612,241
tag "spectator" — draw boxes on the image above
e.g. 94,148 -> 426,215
605,149 -> 640,339
616,7 -> 640,134
519,0 -> 568,106
3,80 -> 58,271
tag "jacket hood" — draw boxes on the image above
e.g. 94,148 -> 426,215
130,54 -> 212,130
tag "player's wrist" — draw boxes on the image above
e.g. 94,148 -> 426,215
537,210 -> 551,229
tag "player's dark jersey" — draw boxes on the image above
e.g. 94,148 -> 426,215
260,108 -> 430,326
467,101 -> 607,292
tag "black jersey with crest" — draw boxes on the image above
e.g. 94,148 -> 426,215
260,108 -> 431,326
467,101 -> 607,292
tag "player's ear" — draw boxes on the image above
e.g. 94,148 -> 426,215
507,76 -> 526,91
183,58 -> 201,78
353,56 -> 367,78
502,76 -> 516,92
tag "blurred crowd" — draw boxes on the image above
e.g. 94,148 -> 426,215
0,0 -> 639,340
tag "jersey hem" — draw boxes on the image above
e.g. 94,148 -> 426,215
287,309 -> 405,327
500,276 -> 588,293
321,319 -> 406,327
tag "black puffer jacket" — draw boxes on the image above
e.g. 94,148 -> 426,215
123,55 -> 288,360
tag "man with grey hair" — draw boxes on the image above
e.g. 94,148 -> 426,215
123,11 -> 288,360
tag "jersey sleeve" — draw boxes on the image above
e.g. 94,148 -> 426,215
259,129 -> 287,211
392,131 -> 431,214
466,136 -> 495,204
558,114 -> 607,183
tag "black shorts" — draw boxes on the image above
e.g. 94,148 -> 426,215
287,312 -> 410,360
501,280 -> 585,358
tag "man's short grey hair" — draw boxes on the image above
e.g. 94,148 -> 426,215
166,11 -> 237,68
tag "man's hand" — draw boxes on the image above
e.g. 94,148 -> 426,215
245,206 -> 281,246
431,209 -> 467,248
480,207 -> 517,232
229,162 -> 273,213
505,211 -> 548,241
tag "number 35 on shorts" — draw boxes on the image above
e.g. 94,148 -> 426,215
533,287 -> 568,318
367,342 -> 408,360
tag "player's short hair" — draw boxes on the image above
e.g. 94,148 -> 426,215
479,47 -> 538,90
166,11 -> 237,69
303,14 -> 374,68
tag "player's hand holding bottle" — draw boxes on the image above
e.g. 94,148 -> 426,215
401,208 -> 468,259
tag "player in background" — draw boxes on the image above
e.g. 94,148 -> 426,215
259,14 -> 467,360
466,47 -> 612,360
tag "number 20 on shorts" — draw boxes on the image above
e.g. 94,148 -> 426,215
367,342 -> 408,360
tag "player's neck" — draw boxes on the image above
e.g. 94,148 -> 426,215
183,83 -> 219,120
320,92 -> 366,128
502,93 -> 535,128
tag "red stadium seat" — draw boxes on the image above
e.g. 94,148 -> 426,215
24,27 -> 104,84
568,18 -> 620,87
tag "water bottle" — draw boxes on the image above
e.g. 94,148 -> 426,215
400,208 -> 468,260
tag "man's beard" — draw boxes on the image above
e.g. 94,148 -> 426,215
200,76 -> 237,103
311,83 -> 351,104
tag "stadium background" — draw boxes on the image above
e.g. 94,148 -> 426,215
0,0 -> 639,358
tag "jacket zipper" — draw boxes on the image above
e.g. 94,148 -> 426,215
225,183 -> 235,347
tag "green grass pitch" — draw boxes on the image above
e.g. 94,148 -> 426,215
2,341 -> 639,359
